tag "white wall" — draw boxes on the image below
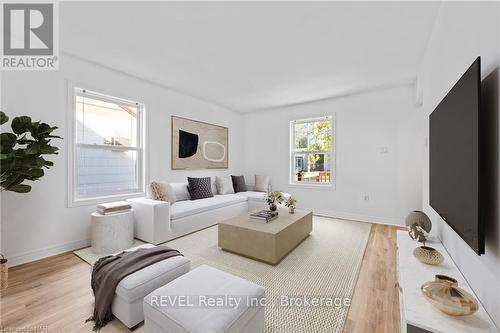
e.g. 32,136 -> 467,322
418,2 -> 500,327
242,85 -> 423,225
0,54 -> 244,266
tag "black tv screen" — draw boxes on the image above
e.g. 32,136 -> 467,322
430,57 -> 484,255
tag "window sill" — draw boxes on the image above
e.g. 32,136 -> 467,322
288,183 -> 335,191
68,191 -> 146,208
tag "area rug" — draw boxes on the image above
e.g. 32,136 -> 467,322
162,216 -> 372,333
73,216 -> 371,332
74,239 -> 146,265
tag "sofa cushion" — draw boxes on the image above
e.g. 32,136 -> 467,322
231,175 -> 247,193
171,182 -> 191,201
170,194 -> 246,220
236,190 -> 265,202
238,191 -> 291,202
254,175 -> 270,192
115,244 -> 191,303
143,264 -> 265,333
187,177 -> 214,200
215,176 -> 235,195
149,181 -> 176,204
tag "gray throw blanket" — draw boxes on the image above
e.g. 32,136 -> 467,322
87,246 -> 182,331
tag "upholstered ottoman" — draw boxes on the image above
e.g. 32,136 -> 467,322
111,244 -> 190,329
143,265 -> 265,333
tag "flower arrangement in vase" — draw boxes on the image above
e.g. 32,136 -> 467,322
285,196 -> 297,213
265,190 -> 284,211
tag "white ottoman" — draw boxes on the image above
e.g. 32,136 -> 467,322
112,244 -> 191,329
144,265 -> 265,333
91,210 -> 134,254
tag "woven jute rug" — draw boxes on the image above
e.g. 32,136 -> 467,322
163,216 -> 372,333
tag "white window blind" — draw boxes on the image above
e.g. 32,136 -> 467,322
73,88 -> 145,200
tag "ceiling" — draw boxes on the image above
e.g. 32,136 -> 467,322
60,1 -> 440,112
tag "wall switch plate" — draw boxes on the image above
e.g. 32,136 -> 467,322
380,147 -> 389,154
362,194 -> 370,202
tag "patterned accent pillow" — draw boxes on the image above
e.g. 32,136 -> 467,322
187,177 -> 214,200
254,175 -> 270,192
231,175 -> 247,193
149,181 -> 177,204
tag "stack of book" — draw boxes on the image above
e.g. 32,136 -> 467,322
96,201 -> 131,215
249,210 -> 279,223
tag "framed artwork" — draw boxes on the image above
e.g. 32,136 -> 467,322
171,116 -> 228,169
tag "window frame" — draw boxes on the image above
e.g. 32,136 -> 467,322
289,115 -> 335,190
67,84 -> 147,207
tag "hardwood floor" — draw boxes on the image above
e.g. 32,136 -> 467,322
343,224 -> 402,333
1,223 -> 401,333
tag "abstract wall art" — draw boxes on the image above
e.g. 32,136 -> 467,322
171,116 -> 228,169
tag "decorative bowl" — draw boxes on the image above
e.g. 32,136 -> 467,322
405,210 -> 432,232
421,274 -> 478,316
413,246 -> 444,265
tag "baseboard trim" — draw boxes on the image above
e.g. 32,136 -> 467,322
313,210 -> 403,226
8,238 -> 91,267
7,211 -> 402,267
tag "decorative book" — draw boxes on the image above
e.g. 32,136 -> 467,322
249,210 -> 279,223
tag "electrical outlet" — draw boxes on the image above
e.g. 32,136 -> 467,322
380,147 -> 389,154
362,194 -> 369,202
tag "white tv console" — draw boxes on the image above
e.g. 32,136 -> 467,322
396,231 -> 498,333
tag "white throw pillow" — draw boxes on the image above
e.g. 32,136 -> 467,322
254,175 -> 270,192
215,176 -> 235,195
149,181 -> 177,204
170,182 -> 191,201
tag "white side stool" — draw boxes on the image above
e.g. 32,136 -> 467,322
91,210 -> 134,254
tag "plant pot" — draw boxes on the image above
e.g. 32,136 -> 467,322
413,246 -> 444,265
289,206 -> 295,214
269,203 -> 277,211
421,274 -> 478,316
0,254 -> 7,290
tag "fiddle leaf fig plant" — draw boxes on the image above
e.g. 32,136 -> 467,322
0,111 -> 62,193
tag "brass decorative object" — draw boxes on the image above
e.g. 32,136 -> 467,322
413,246 -> 444,265
408,224 -> 428,243
405,210 -> 432,232
421,274 -> 478,316
0,254 -> 8,290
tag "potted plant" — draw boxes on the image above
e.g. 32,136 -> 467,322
0,111 -> 61,193
265,190 -> 284,211
285,196 -> 297,214
297,170 -> 304,181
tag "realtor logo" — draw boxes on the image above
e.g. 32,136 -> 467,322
1,2 -> 59,70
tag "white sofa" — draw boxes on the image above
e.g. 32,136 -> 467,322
128,182 -> 285,245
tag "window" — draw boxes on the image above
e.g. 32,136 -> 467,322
290,116 -> 334,187
70,87 -> 145,203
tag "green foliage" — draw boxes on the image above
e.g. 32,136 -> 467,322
265,190 -> 284,205
284,196 -> 297,208
0,111 -> 62,193
295,120 -> 332,171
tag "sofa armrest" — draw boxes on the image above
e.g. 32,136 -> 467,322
127,198 -> 171,245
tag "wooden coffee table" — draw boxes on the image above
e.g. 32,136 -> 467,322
218,208 -> 313,264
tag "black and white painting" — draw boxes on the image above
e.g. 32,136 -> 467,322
171,116 -> 228,169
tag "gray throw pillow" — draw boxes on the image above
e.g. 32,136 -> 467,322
187,177 -> 214,200
231,175 -> 247,193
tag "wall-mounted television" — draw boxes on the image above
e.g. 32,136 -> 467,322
430,57 -> 485,255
